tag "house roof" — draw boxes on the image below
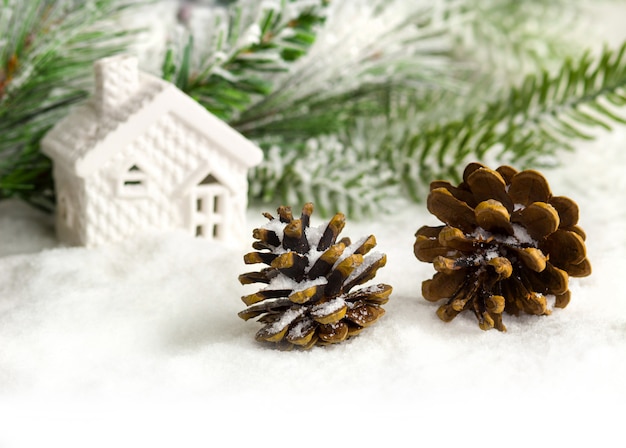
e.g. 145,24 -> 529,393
41,55 -> 263,178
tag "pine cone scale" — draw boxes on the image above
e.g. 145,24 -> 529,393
414,235 -> 455,262
563,257 -> 592,277
345,303 -> 385,327
345,284 -> 392,305
253,228 -> 281,247
431,181 -> 478,207
527,263 -> 569,295
286,319 -> 317,346
541,229 -> 586,267
511,202 -> 560,240
317,213 -> 346,251
343,253 -> 387,292
475,200 -> 514,235
422,271 -> 468,302
238,298 -> 292,321
288,285 -> 323,304
427,188 -> 477,233
318,322 -> 350,344
513,247 -> 547,272
306,243 -> 346,278
508,169 -> 552,205
310,298 -> 348,324
242,289 -> 294,306
555,290 -> 571,308
466,167 -> 514,212
549,196 -> 579,228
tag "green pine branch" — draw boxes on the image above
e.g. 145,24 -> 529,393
250,41 -> 626,216
162,0 -> 329,122
393,42 -> 626,200
236,2 -> 461,217
1,0 -> 623,219
243,1 -> 626,217
232,3 -> 456,141
0,0 -> 145,210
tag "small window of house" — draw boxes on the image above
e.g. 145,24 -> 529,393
119,164 -> 148,198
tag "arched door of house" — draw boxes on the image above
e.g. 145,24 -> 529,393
193,174 -> 229,240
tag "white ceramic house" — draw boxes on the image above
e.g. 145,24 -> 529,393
41,54 -> 263,247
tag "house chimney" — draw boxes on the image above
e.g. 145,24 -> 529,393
93,54 -> 139,117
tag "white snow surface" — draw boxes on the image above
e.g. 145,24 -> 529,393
2,128 -> 626,445
2,1 -> 626,446
310,296 -> 346,318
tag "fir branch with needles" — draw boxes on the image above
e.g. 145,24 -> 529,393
162,0 -> 330,123
236,1 -> 458,217
250,41 -> 626,214
387,41 -> 626,200
0,0 -> 145,211
232,1 -> 455,141
1,0 -> 624,219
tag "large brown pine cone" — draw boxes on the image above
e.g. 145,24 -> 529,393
239,203 -> 392,349
414,162 -> 591,331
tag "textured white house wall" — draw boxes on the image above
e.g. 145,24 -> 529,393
82,112 -> 247,246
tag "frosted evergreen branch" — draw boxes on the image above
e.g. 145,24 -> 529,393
250,133 -> 401,219
233,1 -> 457,138
253,41 -> 626,215
0,0 -> 146,210
247,4 -> 626,216
1,0 -> 620,216
394,42 -> 626,197
163,0 -> 329,122
444,0 -> 582,83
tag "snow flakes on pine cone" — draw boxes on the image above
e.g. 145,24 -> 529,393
238,203 -> 392,349
414,162 -> 591,331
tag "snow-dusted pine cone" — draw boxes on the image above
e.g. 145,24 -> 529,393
414,162 -> 591,331
239,203 -> 392,349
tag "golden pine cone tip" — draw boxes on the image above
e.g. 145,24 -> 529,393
239,202 -> 392,349
416,163 -> 591,332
